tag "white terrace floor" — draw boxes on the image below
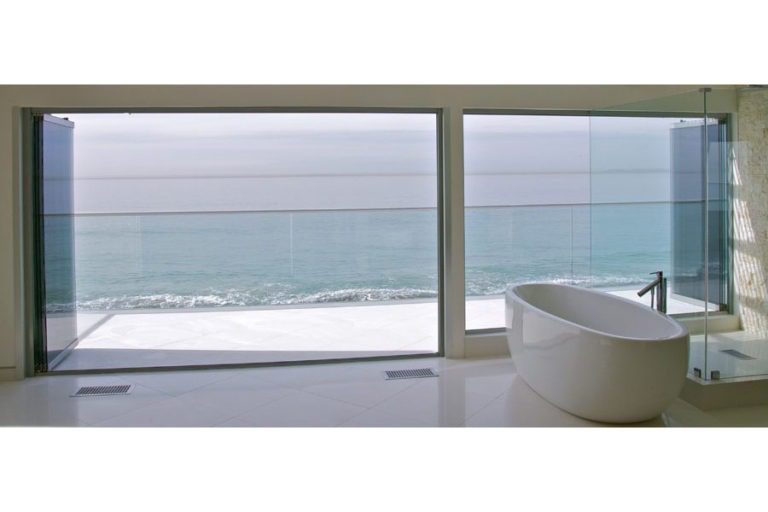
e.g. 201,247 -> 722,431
55,290 -> 712,371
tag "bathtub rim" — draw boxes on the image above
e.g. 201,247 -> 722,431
506,282 -> 689,342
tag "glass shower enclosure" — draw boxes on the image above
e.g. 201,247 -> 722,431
591,87 -> 736,382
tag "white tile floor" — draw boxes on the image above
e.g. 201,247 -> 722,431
4,356 -> 768,427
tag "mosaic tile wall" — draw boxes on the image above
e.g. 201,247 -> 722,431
734,89 -> 768,333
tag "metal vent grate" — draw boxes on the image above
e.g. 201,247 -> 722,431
721,349 -> 756,360
384,368 -> 438,380
72,384 -> 133,397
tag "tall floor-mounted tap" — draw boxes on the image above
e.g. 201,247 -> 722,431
637,271 -> 667,313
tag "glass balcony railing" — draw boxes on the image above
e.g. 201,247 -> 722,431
50,208 -> 439,313
43,202 -> 725,322
465,201 -> 727,331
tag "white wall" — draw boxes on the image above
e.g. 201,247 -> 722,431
0,84 -> 737,379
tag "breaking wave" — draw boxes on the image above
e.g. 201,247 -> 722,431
464,273 -> 651,297
46,273 -> 655,313
47,287 -> 439,312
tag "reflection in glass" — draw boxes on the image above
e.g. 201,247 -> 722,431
40,115 -> 78,368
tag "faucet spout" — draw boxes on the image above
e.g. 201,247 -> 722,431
637,277 -> 660,297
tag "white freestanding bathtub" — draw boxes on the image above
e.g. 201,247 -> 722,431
506,283 -> 689,423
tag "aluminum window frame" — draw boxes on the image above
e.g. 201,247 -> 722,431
22,107 -> 447,375
463,108 -> 732,335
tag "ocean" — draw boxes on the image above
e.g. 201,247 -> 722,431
43,203 -> 677,312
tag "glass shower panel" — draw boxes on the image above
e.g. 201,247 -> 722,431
590,90 -> 729,378
669,115 -> 728,316
590,91 -> 706,373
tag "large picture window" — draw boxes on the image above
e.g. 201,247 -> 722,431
35,111 -> 441,371
464,112 -> 729,331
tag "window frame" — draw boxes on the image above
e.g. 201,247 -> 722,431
23,107 -> 447,374
462,108 -> 732,335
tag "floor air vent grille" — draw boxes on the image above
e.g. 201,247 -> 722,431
384,368 -> 438,380
720,349 -> 756,360
72,384 -> 133,397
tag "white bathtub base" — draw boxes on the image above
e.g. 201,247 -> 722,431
506,283 -> 690,424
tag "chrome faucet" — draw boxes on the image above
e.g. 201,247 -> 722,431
637,271 -> 667,313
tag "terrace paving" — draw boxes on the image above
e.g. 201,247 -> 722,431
53,290 -> 713,370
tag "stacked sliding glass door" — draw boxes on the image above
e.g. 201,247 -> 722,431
35,114 -> 77,371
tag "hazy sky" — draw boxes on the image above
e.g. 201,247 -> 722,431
51,112 -> 700,213
63,113 -> 438,178
60,112 -> 694,176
